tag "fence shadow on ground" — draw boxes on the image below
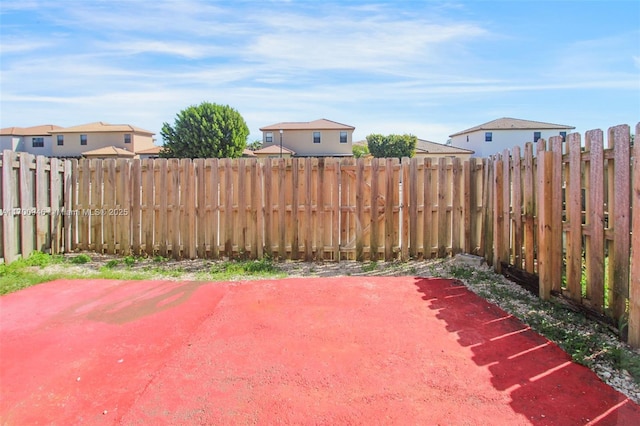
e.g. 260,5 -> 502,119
412,278 -> 640,425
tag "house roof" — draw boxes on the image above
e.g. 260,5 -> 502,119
449,117 -> 575,137
54,122 -> 155,135
415,139 -> 475,155
260,119 -> 355,131
253,145 -> 296,155
242,148 -> 257,157
0,124 -> 63,136
81,146 -> 136,158
136,146 -> 163,155
354,139 -> 475,155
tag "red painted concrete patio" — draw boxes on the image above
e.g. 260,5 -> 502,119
1,277 -> 638,425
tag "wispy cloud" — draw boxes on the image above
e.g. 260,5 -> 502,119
1,0 -> 638,144
96,40 -> 221,59
0,38 -> 54,54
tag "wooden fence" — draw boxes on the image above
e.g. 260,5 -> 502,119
0,151 -> 73,262
482,123 -> 640,345
1,122 -> 639,345
67,156 -> 484,262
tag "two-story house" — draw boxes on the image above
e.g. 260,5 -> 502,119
259,119 -> 354,157
50,122 -> 156,158
449,118 -> 575,158
0,125 -> 63,156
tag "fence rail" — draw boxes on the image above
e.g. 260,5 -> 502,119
1,122 -> 639,346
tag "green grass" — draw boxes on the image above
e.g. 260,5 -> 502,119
203,258 -> 285,281
0,252 -> 67,294
361,261 -> 378,273
70,254 -> 92,264
0,253 -> 285,296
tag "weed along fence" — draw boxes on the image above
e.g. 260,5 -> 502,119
1,122 -> 639,346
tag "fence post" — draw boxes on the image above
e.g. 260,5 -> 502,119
493,155 -> 504,273
437,158 -> 447,258
355,158 -> 365,261
422,158 -> 433,259
523,143 -> 535,273
511,147 -> 523,269
585,130 -> 605,311
628,123 -> 640,347
550,136 -> 563,292
565,133 -> 583,301
609,125 -> 631,323
537,151 -> 554,300
501,150 -> 511,267
2,151 -> 17,262
481,158 -> 494,265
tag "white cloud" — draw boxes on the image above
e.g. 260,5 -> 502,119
1,0 -> 637,148
247,16 -> 488,73
0,38 -> 54,54
97,40 -> 218,59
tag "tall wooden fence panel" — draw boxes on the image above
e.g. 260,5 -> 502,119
485,123 -> 639,345
0,151 -> 72,263
68,156 -> 483,262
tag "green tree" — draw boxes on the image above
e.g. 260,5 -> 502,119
247,139 -> 263,151
160,102 -> 249,158
366,133 -> 417,158
352,144 -> 370,158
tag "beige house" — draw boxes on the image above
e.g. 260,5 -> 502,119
252,145 -> 295,159
82,146 -> 136,159
137,146 -> 163,159
259,119 -> 354,157
242,148 -> 257,158
0,124 -> 63,156
414,139 -> 474,161
51,122 -> 156,158
450,117 -> 575,157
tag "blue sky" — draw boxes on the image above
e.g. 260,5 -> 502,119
1,0 -> 638,145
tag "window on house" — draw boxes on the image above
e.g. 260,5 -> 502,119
266,132 -> 273,143
466,135 -> 469,142
124,134 -> 131,144
560,131 -> 567,142
485,132 -> 492,142
80,134 -> 87,145
534,131 -> 541,142
57,135 -> 64,146
340,131 -> 347,143
313,131 -> 321,144
32,137 -> 44,148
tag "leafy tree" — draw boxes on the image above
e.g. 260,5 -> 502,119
366,133 -> 417,159
247,139 -> 263,151
352,144 -> 370,158
160,102 -> 249,158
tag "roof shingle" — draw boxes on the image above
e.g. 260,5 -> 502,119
54,122 -> 154,135
0,124 -> 63,136
81,146 -> 136,157
449,117 -> 574,137
260,119 -> 354,131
